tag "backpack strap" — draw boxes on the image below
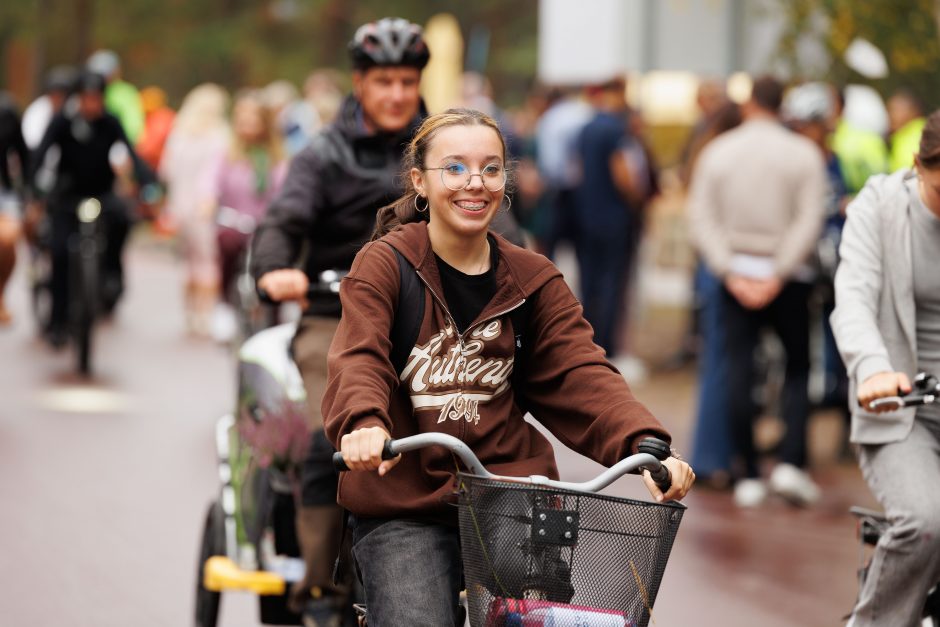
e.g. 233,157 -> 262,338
387,242 -> 425,376
385,238 -> 539,404
508,289 -> 538,413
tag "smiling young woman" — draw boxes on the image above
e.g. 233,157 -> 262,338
373,109 -> 509,273
323,108 -> 694,625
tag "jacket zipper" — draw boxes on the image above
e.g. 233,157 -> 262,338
414,269 -> 525,442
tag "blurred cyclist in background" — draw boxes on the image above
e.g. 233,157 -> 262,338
22,65 -> 77,150
28,72 -> 155,347
250,17 -> 431,625
0,93 -> 29,325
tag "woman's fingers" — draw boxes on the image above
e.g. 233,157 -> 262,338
652,457 -> 695,502
340,426 -> 393,473
859,371 -> 912,411
378,454 -> 402,476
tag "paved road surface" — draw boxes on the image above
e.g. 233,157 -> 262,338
0,233 -> 877,626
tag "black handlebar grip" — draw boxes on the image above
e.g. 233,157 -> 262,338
332,439 -> 397,472
332,451 -> 349,472
637,437 -> 671,460
637,437 -> 673,493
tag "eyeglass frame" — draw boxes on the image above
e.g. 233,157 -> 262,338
423,163 -> 508,192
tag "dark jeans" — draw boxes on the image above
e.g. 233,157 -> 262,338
575,229 -> 635,357
690,263 -> 731,477
300,428 -> 338,506
217,225 -> 249,304
537,187 -> 578,261
723,281 -> 812,478
49,192 -> 130,329
351,518 -> 462,626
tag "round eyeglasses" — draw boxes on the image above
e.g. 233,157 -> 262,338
425,162 -> 507,192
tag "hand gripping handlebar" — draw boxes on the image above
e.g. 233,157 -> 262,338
332,434 -> 674,494
868,372 -> 940,411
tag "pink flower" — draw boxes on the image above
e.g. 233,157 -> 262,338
238,400 -> 311,475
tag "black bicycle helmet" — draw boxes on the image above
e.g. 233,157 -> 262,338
77,70 -> 107,95
44,65 -> 79,94
348,17 -> 430,71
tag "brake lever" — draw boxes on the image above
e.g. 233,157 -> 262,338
869,394 -> 932,411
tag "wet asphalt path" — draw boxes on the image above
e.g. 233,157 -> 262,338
0,232 -> 876,626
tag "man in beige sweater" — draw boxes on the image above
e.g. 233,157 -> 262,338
688,76 -> 826,508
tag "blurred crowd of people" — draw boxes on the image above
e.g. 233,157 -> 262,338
681,77 -> 927,509
0,20 -> 937,626
0,50 -> 346,341
0,37 -> 930,510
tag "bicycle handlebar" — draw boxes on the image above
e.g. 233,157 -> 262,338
332,433 -> 674,494
868,372 -> 939,411
256,269 -> 347,304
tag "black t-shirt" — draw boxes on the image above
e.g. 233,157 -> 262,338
435,236 -> 499,334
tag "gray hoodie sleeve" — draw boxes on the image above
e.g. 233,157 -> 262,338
250,146 -> 323,279
830,176 -> 894,384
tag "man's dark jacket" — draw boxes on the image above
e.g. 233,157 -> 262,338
251,95 -> 425,317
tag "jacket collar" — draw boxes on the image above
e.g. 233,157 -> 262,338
382,221 -> 560,325
334,94 -> 428,144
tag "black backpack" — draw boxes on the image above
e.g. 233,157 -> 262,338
386,243 -> 537,400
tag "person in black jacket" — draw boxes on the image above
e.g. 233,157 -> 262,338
250,17 -> 432,622
29,71 -> 154,347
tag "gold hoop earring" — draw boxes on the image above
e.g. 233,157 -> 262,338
414,195 -> 428,213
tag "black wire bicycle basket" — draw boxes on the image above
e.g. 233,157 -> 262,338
457,473 -> 685,627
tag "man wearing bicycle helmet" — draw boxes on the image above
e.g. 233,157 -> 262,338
250,17 -> 430,623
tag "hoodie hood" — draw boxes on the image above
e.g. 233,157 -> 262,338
382,221 -> 561,307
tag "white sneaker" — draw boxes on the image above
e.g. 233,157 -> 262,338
610,355 -> 649,384
733,479 -> 768,508
769,463 -> 820,506
210,303 -> 238,343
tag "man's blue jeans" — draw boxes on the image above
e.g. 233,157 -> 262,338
351,517 -> 462,626
689,264 -> 731,477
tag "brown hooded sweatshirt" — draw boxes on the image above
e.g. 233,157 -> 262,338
322,222 -> 669,521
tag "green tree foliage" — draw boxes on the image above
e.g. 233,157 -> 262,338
1,0 -> 538,109
778,0 -> 940,110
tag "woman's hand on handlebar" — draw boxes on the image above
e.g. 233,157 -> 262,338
643,457 -> 695,503
257,269 -> 309,305
340,426 -> 401,476
859,371 -> 912,412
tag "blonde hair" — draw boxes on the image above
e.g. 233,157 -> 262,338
229,90 -> 284,164
173,83 -> 229,136
372,108 -> 510,240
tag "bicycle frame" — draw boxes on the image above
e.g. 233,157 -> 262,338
69,198 -> 104,374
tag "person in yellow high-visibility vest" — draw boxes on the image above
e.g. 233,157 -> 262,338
887,89 -> 926,173
829,86 -> 888,195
